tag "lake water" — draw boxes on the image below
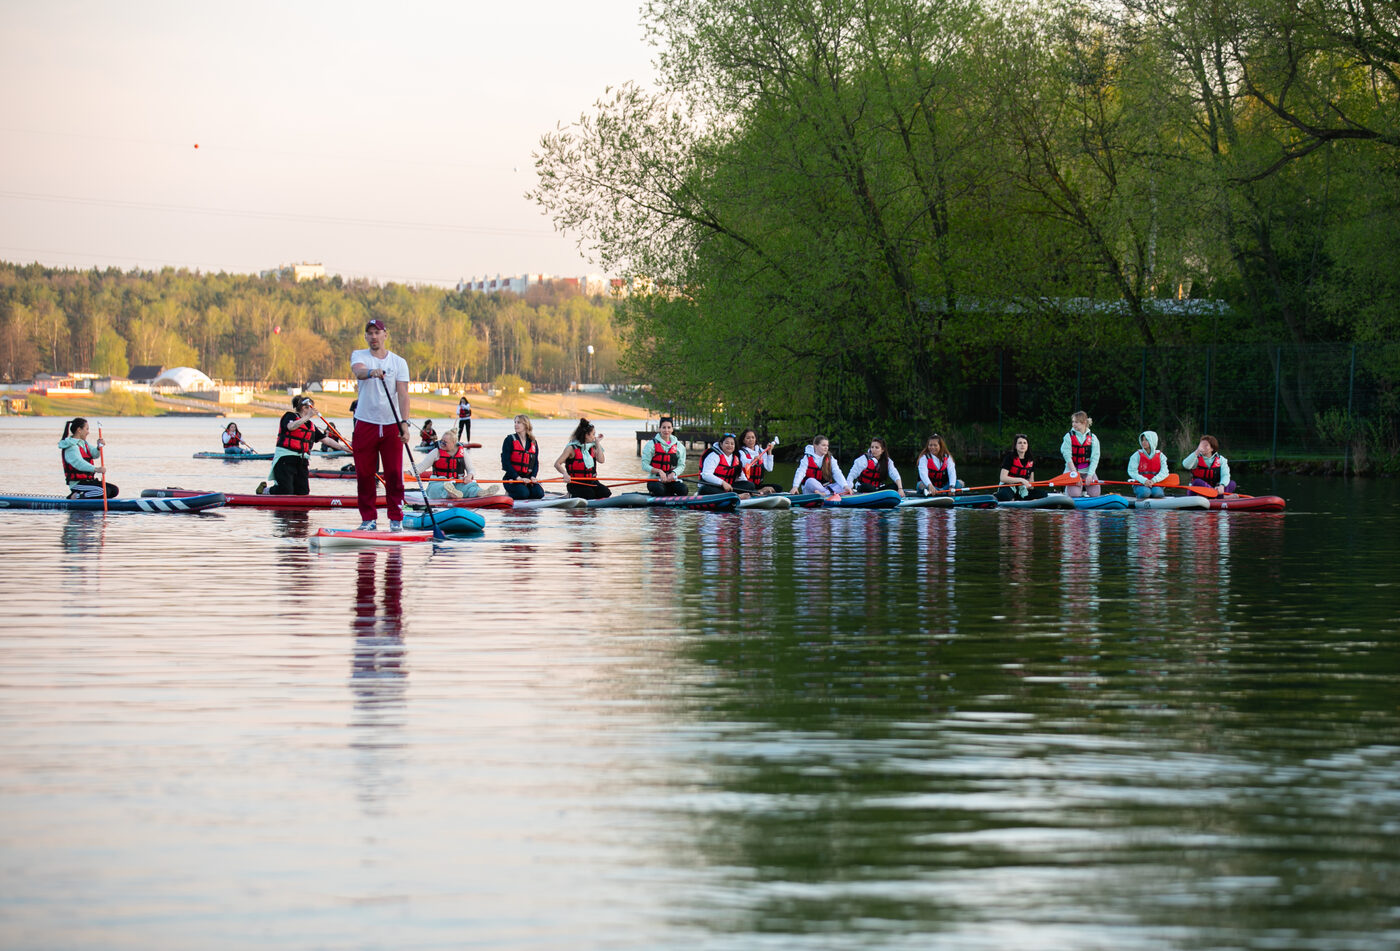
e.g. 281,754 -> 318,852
1,417 -> 1398,950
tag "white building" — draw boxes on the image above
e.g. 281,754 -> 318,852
457,273 -> 612,296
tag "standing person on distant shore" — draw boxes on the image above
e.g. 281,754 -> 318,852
456,396 -> 472,442
350,319 -> 411,531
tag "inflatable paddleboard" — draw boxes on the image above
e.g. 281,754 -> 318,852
308,528 -> 435,549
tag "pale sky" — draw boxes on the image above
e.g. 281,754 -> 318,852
0,0 -> 656,285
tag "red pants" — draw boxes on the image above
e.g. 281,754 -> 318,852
353,420 -> 405,521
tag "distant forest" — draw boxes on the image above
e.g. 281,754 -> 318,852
0,263 -> 624,388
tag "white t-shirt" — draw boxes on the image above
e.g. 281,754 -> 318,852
350,348 -> 411,425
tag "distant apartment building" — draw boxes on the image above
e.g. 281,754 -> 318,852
260,262 -> 327,282
457,273 -> 613,297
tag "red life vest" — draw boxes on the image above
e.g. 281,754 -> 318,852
457,403 -> 471,419
507,436 -> 537,477
923,454 -> 950,489
1191,453 -> 1221,484
565,445 -> 596,479
650,438 -> 678,474
800,454 -> 828,485
432,446 -> 466,479
277,417 -> 317,454
741,447 -> 766,483
1069,431 -> 1093,469
1135,451 -> 1162,479
1007,453 -> 1033,480
61,440 -> 95,483
224,432 -> 242,448
855,455 -> 885,489
709,450 -> 741,483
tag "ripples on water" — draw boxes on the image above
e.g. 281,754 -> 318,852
1,418 -> 1398,950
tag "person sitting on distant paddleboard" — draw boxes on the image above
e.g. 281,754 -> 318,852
699,433 -> 758,497
259,395 -> 349,496
416,429 -> 479,500
915,433 -> 963,495
555,417 -> 611,500
501,414 -> 545,501
791,435 -> 849,496
221,422 -> 254,455
417,419 -> 438,449
737,429 -> 780,495
456,396 -> 472,441
642,416 -> 689,496
1182,434 -> 1236,496
846,437 -> 906,496
997,433 -> 1046,502
59,417 -> 116,498
1128,431 -> 1171,499
1060,410 -> 1102,498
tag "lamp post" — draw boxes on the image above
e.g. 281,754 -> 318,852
587,345 -> 595,384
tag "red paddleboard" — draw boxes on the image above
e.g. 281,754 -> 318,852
432,495 -> 514,510
308,528 -> 435,549
1208,495 -> 1286,512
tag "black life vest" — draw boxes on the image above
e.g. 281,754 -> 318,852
1007,453 -> 1033,480
923,454 -> 950,489
1136,451 -> 1163,478
507,436 -> 537,477
432,446 -> 466,479
277,417 -> 317,454
61,440 -> 94,483
1191,453 -> 1221,484
709,450 -> 741,483
650,438 -> 678,474
565,445 -> 596,479
1069,431 -> 1093,469
855,455 -> 885,489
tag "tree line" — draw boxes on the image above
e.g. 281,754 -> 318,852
532,0 -> 1400,448
0,263 -> 623,389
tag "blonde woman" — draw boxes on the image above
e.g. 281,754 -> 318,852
1060,410 -> 1101,498
501,414 -> 545,501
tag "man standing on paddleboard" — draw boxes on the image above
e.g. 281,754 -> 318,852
350,319 -> 411,531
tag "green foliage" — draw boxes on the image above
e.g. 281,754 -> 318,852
492,374 -> 531,416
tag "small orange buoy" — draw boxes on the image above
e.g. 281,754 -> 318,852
193,143 -> 199,149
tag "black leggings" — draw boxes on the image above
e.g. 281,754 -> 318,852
269,455 -> 309,495
504,480 -> 545,501
565,478 -> 612,500
698,479 -> 757,495
648,478 -> 690,496
457,418 -> 471,440
995,485 -> 1047,502
69,479 -> 117,499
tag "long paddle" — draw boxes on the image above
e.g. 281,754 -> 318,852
378,376 -> 445,541
98,425 -> 107,515
943,471 -> 1079,494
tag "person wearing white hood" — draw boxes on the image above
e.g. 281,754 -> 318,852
791,435 -> 849,496
1127,430 -> 1171,499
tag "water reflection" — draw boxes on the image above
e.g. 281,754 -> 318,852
268,509 -> 312,539
350,548 -> 407,815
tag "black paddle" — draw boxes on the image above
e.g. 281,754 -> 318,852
378,375 -> 445,541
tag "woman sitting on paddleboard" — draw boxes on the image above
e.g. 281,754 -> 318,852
260,395 -> 350,496
791,435 -> 850,496
1128,431 -> 1171,499
501,414 -> 545,501
1182,434 -> 1236,495
59,417 -> 116,498
221,422 -> 254,454
737,429 -> 780,495
418,419 -> 438,449
1060,411 -> 1101,498
416,429 -> 480,500
997,433 -> 1046,502
915,433 -> 963,495
642,416 -> 689,496
555,417 -> 612,500
846,437 -> 906,496
699,433 -> 759,497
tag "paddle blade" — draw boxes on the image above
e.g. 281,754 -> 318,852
1049,472 -> 1078,486
1161,473 -> 1180,487
1182,482 -> 1218,497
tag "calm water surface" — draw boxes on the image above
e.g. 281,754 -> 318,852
1,417 -> 1398,950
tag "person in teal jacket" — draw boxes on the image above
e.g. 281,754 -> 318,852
1060,410 -> 1101,498
1127,430 -> 1171,499
641,416 -> 688,496
58,417 -> 116,498
1183,435 -> 1236,495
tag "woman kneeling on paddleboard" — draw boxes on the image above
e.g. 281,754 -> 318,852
59,417 -> 116,499
737,430 -> 780,495
997,434 -> 1046,502
501,414 -> 545,501
915,434 -> 963,495
556,418 -> 612,500
791,436 -> 849,496
1128,431 -> 1171,499
221,422 -> 254,455
1060,411 -> 1102,498
1182,434 -> 1236,495
417,429 -> 480,499
699,433 -> 758,497
260,395 -> 350,496
846,437 -> 906,496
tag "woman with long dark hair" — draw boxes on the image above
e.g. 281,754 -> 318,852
915,434 -> 964,495
58,417 -> 116,498
845,437 -> 905,495
554,417 -> 612,500
996,434 -> 1046,502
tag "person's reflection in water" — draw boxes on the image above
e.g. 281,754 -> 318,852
60,513 -> 106,598
351,547 -> 407,815
269,509 -> 312,539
